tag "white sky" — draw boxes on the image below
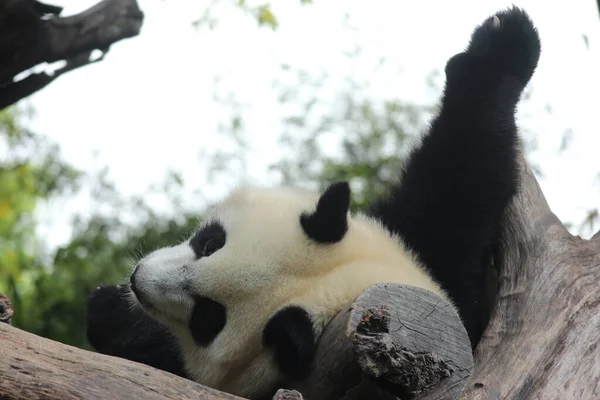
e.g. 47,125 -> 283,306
17,0 -> 600,250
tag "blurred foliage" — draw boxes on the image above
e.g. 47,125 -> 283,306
193,0 -> 312,30
270,80 -> 431,212
0,107 -> 199,348
0,106 -> 81,336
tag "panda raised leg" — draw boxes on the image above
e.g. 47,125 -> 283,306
368,7 -> 541,348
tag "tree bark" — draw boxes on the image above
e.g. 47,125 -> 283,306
0,0 -> 143,110
0,321 -> 246,400
460,157 -> 600,399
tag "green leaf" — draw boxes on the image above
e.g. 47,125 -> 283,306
256,5 -> 278,29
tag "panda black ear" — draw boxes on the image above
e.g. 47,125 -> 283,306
300,181 -> 350,243
262,306 -> 316,380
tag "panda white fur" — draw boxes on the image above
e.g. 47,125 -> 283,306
86,7 -> 541,400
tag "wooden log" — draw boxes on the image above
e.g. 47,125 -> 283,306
292,284 -> 474,400
461,158 -> 600,399
0,322 -> 246,400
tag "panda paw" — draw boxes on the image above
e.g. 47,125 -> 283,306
466,7 -> 541,83
444,7 -> 541,98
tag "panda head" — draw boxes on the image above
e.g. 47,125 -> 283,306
128,181 -> 442,398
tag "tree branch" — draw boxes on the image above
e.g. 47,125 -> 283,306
0,0 -> 143,110
0,321 -> 247,400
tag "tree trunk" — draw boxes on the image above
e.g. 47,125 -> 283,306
460,158 -> 600,399
0,0 -> 143,110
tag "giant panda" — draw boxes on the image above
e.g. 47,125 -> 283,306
86,7 -> 541,400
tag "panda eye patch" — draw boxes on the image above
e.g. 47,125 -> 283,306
202,237 -> 223,257
190,222 -> 226,259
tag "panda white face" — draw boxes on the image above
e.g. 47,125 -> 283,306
129,182 -> 446,398
130,185 -> 331,335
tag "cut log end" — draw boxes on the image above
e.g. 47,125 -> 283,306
353,306 -> 454,398
272,389 -> 304,400
292,283 -> 473,400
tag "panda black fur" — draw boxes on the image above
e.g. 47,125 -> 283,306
86,7 -> 541,400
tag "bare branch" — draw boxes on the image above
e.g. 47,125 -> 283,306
44,0 -> 142,64
0,49 -> 108,109
0,0 -> 143,109
0,321 -> 248,400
